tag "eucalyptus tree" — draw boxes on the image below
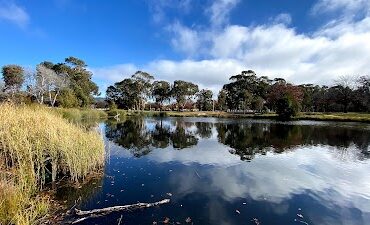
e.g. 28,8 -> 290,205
1,65 -> 24,94
196,89 -> 213,111
299,84 -> 315,112
223,70 -> 260,110
58,57 -> 99,107
171,80 -> 199,110
26,64 -> 69,106
106,78 -> 138,109
152,80 -> 171,110
131,71 -> 154,110
217,89 -> 227,111
333,75 -> 356,113
106,71 -> 154,110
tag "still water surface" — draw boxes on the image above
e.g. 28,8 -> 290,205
60,117 -> 370,225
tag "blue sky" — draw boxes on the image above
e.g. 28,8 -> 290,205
1,0 -> 370,95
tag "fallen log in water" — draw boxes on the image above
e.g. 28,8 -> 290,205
74,199 -> 170,217
70,199 -> 170,224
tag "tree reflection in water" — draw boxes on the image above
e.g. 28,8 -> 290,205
105,118 -> 200,157
105,117 -> 370,160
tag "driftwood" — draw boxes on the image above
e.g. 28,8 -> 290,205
71,199 -> 170,224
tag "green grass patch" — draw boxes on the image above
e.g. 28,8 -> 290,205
297,112 -> 370,122
54,107 -> 107,122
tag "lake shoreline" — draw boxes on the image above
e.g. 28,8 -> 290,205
107,109 -> 370,123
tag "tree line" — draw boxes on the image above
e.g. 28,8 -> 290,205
0,57 -> 99,107
107,70 -> 370,119
2,57 -> 369,120
106,71 -> 213,111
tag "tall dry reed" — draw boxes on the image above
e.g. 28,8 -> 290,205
0,103 -> 105,224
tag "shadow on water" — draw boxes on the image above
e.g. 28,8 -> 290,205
65,117 -> 370,225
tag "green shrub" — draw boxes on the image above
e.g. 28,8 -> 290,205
276,95 -> 300,120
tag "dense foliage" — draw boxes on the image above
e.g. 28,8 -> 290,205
1,65 -> 24,92
0,57 -> 99,107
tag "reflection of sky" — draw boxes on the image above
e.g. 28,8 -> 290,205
103,120 -> 370,225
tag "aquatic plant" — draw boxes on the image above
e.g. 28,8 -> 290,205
0,103 -> 105,224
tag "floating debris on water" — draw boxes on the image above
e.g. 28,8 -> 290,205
252,218 -> 260,225
163,217 -> 170,224
294,219 -> 309,225
185,217 -> 192,223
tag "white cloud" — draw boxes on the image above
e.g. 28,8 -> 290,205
312,0 -> 370,17
0,1 -> 29,27
207,0 -> 240,27
90,64 -> 138,83
92,0 -> 370,94
168,21 -> 202,56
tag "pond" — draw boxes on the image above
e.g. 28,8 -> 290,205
60,117 -> 370,225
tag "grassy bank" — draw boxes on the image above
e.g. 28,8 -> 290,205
296,112 -> 370,123
0,104 -> 105,225
108,110 -> 277,119
107,109 -> 277,119
107,109 -> 370,122
54,107 -> 107,123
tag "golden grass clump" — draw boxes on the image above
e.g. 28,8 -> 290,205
0,103 -> 105,224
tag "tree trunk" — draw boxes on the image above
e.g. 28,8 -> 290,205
52,92 -> 58,107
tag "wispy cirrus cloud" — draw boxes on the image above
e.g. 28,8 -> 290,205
148,0 -> 192,24
0,1 -> 29,28
311,0 -> 370,17
206,0 -> 240,27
